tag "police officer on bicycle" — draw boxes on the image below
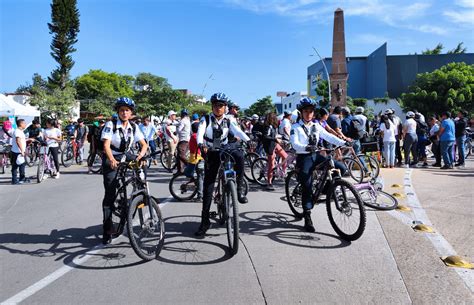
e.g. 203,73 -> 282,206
100,97 -> 148,244
195,93 -> 250,236
290,97 -> 350,233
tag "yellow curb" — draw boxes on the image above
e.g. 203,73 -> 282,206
396,205 -> 411,212
412,224 -> 435,233
391,184 -> 402,188
441,256 -> 474,269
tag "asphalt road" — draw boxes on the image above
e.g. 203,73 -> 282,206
0,155 -> 473,304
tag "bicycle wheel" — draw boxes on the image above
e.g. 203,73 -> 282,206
285,170 -> 304,219
242,178 -> 249,196
359,154 -> 380,179
251,157 -> 268,186
25,145 -> 36,167
360,189 -> 398,210
61,146 -> 74,167
75,150 -> 82,165
36,156 -> 45,183
343,157 -> 363,183
464,139 -> 472,158
244,152 -> 259,182
127,194 -> 165,261
225,180 -> 239,256
160,149 -> 176,172
88,154 -> 102,174
326,179 -> 366,241
169,173 -> 198,201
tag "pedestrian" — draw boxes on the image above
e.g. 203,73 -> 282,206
415,113 -> 429,167
429,116 -> 441,167
387,109 -> 403,166
438,111 -> 456,169
278,111 -> 292,142
74,118 -> 89,165
402,111 -> 418,168
262,112 -> 288,191
44,118 -> 62,179
177,109 -> 191,173
10,119 -> 28,185
139,117 -> 159,165
327,106 -> 345,139
164,110 -> 178,170
353,106 -> 370,135
379,114 -> 396,168
454,110 -> 468,167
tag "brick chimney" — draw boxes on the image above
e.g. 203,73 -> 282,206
330,8 -> 348,107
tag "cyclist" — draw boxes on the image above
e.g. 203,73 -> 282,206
87,119 -> 105,174
139,117 -> 159,165
195,93 -> 250,237
290,97 -> 350,233
100,97 -> 148,244
44,118 -> 62,179
164,110 -> 178,170
25,119 -> 43,140
278,111 -> 292,142
262,112 -> 287,191
74,118 -> 88,165
177,109 -> 191,173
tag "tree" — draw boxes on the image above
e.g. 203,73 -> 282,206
447,42 -> 467,54
401,62 -> 474,116
48,0 -> 80,89
29,86 -> 77,120
244,96 -> 276,117
422,43 -> 444,55
16,73 -> 49,95
315,79 -> 330,108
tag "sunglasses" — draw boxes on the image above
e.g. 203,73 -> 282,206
213,103 -> 226,108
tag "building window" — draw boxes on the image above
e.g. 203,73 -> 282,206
289,103 -> 292,108
284,104 -> 286,109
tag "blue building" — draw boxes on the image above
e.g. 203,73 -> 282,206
307,43 -> 474,99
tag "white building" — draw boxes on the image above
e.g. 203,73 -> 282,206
281,91 -> 307,113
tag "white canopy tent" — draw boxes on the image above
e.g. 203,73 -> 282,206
0,94 -> 40,126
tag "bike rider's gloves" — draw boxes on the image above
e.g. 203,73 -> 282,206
305,145 -> 318,152
345,141 -> 353,147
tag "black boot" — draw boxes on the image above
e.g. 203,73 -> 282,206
303,211 -> 315,233
102,209 -> 113,244
237,179 -> 248,204
195,212 -> 211,237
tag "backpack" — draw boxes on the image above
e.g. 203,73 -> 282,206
65,124 -> 75,137
97,119 -> 137,152
348,118 -> 366,140
416,120 -> 428,136
86,125 -> 94,143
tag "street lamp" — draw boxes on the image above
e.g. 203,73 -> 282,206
310,46 -> 331,102
201,73 -> 215,97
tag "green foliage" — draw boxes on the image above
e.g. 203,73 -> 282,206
347,97 -> 374,121
422,43 -> 444,55
351,98 -> 367,107
47,0 -> 80,89
447,42 -> 467,54
16,73 -> 49,95
29,86 -> 77,121
373,97 -> 389,104
244,96 -> 276,117
188,103 -> 211,116
401,62 -> 474,116
315,79 -> 330,108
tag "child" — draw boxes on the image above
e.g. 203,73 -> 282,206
183,121 -> 204,201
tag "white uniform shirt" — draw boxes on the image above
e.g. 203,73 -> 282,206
197,114 -> 250,149
429,123 -> 440,136
279,118 -> 291,139
44,128 -> 62,148
290,119 -> 346,154
11,128 -> 26,154
139,123 -> 157,141
101,119 -> 144,155
177,116 -> 191,142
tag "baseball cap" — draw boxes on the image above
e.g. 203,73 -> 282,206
168,110 -> 177,117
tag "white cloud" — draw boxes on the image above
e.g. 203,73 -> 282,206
444,9 -> 474,26
455,0 -> 474,8
414,24 -> 449,35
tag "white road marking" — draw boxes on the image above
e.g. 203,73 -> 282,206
390,169 -> 474,293
1,195 -> 174,305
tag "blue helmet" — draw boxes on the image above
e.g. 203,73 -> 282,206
210,92 -> 230,104
192,113 -> 200,121
181,109 -> 189,117
297,97 -> 318,111
115,97 -> 135,111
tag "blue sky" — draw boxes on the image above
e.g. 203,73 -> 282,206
1,0 -> 473,108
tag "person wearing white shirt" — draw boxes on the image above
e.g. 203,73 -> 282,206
139,117 -> 158,165
290,98 -> 349,233
279,111 -> 292,142
379,115 -> 397,168
177,109 -> 191,173
43,118 -> 62,179
402,111 -> 418,168
10,119 -> 27,184
429,116 -> 441,166
164,110 -> 178,170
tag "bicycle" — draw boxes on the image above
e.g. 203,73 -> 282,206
0,141 -> 11,174
285,147 -> 366,241
110,152 -> 165,261
37,143 -> 58,183
25,139 -> 40,167
169,160 -> 249,201
87,151 -> 103,174
354,178 -> 398,210
250,148 -> 297,187
341,146 -> 380,183
160,141 -> 178,172
61,136 -> 81,167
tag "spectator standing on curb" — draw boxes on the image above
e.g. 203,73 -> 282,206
438,111 -> 456,169
379,114 -> 396,168
164,110 -> 178,170
75,118 -> 88,165
386,109 -> 403,166
454,110 -> 468,168
177,109 -> 191,173
10,119 -> 28,185
429,116 -> 441,167
402,111 -> 418,168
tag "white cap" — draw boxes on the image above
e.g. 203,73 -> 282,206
355,106 -> 364,114
251,114 -> 259,120
406,111 -> 415,118
168,110 -> 177,117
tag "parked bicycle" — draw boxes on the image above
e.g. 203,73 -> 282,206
61,136 -> 81,167
250,149 -> 297,187
110,152 -> 165,261
37,143 -> 58,183
0,140 -> 11,174
341,146 -> 380,183
285,147 -> 366,241
87,152 -> 103,174
25,139 -> 40,167
354,178 -> 398,210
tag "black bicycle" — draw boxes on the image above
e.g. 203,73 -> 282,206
285,147 -> 366,241
110,152 -> 165,260
205,146 -> 240,256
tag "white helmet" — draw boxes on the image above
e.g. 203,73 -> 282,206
251,114 -> 259,120
406,111 -> 415,118
355,106 -> 364,114
384,109 -> 393,115
168,110 -> 177,117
